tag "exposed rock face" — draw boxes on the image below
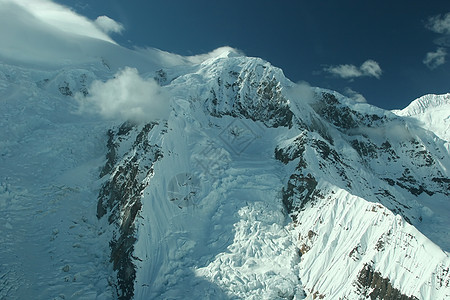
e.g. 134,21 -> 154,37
202,58 -> 294,128
97,121 -> 164,299
355,264 -> 419,300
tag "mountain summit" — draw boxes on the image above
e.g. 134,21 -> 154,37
0,47 -> 449,299
392,93 -> 450,142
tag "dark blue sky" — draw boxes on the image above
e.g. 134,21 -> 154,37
57,0 -> 449,109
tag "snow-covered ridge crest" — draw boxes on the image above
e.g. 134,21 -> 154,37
392,93 -> 450,143
393,93 -> 450,116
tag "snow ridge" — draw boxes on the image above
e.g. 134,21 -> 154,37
393,93 -> 450,143
394,93 -> 450,117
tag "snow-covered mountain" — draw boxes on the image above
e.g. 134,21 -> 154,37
1,47 -> 449,300
0,3 -> 449,298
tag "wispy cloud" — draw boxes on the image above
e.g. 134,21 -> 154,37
133,46 -> 245,69
423,47 -> 447,69
423,12 -> 449,68
76,67 -> 170,123
324,59 -> 382,79
359,60 -> 382,79
286,81 -> 316,105
426,12 -> 450,35
184,46 -> 245,64
344,87 -> 367,103
324,64 -> 361,79
95,15 -> 124,35
0,0 -> 126,64
0,0 -> 116,43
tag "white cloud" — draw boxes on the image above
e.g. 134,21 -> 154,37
132,46 -> 246,70
324,59 -> 382,79
344,88 -> 367,103
0,0 -> 115,43
324,64 -> 361,79
426,12 -> 450,35
286,81 -> 316,104
423,47 -> 447,69
185,46 -> 245,64
95,15 -> 124,35
359,60 -> 382,79
0,0 -> 126,65
434,35 -> 450,47
423,13 -> 449,69
76,67 -> 170,123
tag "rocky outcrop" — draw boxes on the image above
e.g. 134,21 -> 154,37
202,58 -> 294,128
355,264 -> 419,300
97,121 -> 164,299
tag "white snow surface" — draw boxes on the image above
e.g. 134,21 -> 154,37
392,93 -> 450,143
133,112 -> 303,299
0,44 -> 449,299
293,183 -> 449,299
